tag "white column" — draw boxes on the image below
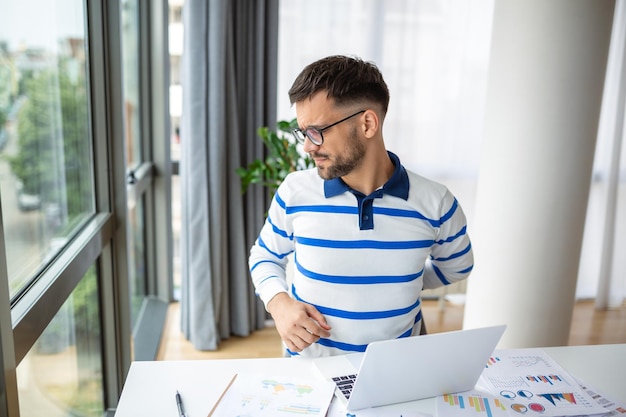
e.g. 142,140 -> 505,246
463,0 -> 615,348
595,0 -> 626,309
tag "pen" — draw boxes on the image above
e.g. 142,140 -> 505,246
176,390 -> 188,417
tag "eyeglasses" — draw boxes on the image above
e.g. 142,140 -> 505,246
291,110 -> 365,146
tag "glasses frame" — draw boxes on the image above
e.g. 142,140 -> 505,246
292,109 -> 365,146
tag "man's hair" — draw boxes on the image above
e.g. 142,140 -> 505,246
288,55 -> 390,115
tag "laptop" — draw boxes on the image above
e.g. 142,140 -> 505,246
313,324 -> 506,411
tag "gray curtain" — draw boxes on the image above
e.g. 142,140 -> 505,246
180,0 -> 278,350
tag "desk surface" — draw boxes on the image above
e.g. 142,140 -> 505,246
114,343 -> 626,416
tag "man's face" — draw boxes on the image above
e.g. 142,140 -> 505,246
295,93 -> 366,180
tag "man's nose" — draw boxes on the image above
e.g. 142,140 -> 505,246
302,137 -> 320,153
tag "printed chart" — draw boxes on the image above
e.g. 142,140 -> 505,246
437,391 -> 509,417
477,349 -> 607,416
208,373 -> 336,417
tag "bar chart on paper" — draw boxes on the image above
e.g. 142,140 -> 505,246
438,391 -> 509,417
526,374 -> 563,384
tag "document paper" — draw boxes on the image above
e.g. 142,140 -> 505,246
475,348 -> 607,416
207,372 -> 336,417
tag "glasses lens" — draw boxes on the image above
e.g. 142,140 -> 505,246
304,128 -> 323,145
292,129 -> 306,143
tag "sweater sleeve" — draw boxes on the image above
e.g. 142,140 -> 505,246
248,184 -> 295,309
422,189 -> 474,289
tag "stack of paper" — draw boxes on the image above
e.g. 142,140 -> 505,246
436,348 -> 626,417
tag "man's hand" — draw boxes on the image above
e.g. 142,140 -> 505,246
267,293 -> 331,353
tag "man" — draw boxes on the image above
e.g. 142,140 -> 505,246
249,55 -> 473,357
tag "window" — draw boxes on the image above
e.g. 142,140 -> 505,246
169,0 -> 183,298
121,0 -> 148,331
120,0 -> 172,360
16,266 -> 104,417
277,0 -> 494,180
1,0 -> 172,414
0,0 -> 95,301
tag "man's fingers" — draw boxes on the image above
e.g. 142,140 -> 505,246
286,334 -> 313,352
284,338 -> 302,353
306,308 -> 331,330
284,325 -> 323,352
301,325 -> 322,342
303,305 -> 332,335
270,296 -> 331,352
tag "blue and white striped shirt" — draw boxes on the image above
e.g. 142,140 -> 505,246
249,152 -> 473,357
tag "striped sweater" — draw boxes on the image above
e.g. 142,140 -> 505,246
249,152 -> 473,357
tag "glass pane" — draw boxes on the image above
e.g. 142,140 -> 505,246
128,193 -> 146,328
169,0 -> 182,161
169,0 -> 184,300
121,0 -> 147,329
17,265 -> 104,417
121,0 -> 142,168
171,174 -> 181,299
0,0 -> 95,299
277,0 -> 493,178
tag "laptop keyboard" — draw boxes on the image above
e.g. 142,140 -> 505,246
332,374 -> 358,399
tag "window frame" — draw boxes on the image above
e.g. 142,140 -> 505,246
0,0 -> 172,414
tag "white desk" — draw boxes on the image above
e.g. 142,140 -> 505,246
114,344 -> 626,416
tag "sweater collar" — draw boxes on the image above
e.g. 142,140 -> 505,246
323,151 -> 409,200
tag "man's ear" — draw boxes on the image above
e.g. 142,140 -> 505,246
362,109 -> 379,139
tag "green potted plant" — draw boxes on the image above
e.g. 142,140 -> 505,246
236,119 -> 314,197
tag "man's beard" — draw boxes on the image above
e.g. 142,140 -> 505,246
311,127 -> 366,180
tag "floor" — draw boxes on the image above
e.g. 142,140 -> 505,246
157,299 -> 626,361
